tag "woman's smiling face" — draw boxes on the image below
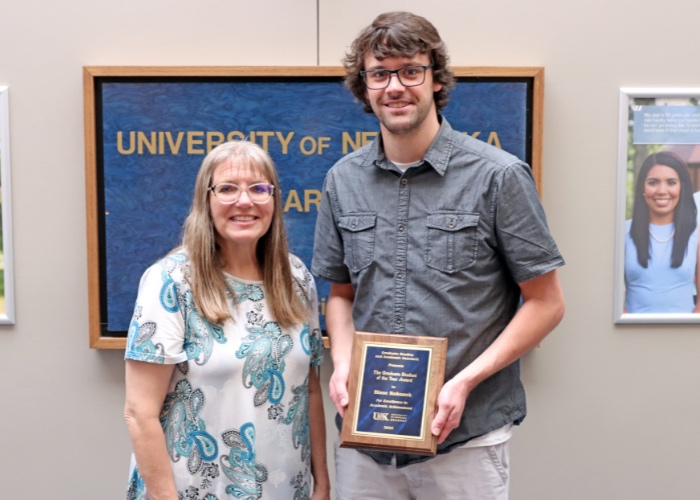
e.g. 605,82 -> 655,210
644,164 -> 681,224
208,159 -> 274,252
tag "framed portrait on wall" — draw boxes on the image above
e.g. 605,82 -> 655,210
615,88 -> 700,323
84,66 -> 544,348
0,86 -> 15,325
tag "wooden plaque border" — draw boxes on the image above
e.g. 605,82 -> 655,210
340,332 -> 448,456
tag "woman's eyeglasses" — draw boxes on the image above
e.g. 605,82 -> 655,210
208,182 -> 275,204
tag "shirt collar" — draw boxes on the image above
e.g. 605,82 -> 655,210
361,115 -> 455,176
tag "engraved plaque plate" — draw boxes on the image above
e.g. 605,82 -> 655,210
340,332 -> 447,456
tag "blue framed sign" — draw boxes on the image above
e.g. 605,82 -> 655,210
84,66 -> 544,348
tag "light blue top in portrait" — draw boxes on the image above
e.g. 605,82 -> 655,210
625,220 -> 698,313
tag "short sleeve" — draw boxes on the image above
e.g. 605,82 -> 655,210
311,173 -> 351,283
494,162 -> 565,283
124,257 -> 189,365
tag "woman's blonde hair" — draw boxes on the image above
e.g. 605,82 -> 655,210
180,140 -> 308,328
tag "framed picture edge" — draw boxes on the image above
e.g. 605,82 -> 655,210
614,87 -> 700,324
0,86 -> 15,325
83,65 -> 544,348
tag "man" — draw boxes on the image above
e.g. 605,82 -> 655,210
312,11 -> 565,499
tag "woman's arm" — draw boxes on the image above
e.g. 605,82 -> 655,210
124,359 -> 178,500
308,366 -> 330,500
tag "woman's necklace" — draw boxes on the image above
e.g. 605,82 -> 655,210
649,228 -> 675,243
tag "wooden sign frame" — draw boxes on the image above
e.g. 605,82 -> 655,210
83,66 -> 543,348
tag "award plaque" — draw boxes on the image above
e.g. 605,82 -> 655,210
340,332 -> 448,456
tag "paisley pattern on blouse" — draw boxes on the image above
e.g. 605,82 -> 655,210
126,315 -> 165,363
236,303 -> 294,407
289,471 -> 311,500
126,468 -> 145,500
285,376 -> 311,464
181,286 -> 227,365
125,252 -> 323,499
227,278 -> 265,305
161,380 -> 219,476
220,423 -> 268,500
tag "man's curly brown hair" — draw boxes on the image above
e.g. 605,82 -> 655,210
343,11 -> 456,114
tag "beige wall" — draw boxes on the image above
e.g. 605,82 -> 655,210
2,1 -> 699,498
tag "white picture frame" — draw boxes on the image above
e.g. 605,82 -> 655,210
0,86 -> 15,325
615,88 -> 700,323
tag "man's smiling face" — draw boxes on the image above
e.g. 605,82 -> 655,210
363,52 -> 441,138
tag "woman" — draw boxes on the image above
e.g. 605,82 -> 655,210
124,141 -> 330,499
625,151 -> 700,313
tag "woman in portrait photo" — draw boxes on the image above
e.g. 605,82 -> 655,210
123,141 -> 330,499
625,151 -> 700,313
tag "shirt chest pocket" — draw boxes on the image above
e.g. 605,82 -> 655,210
338,213 -> 377,272
425,212 -> 480,273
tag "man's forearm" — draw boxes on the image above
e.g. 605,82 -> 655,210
325,283 -> 356,365
325,282 -> 356,414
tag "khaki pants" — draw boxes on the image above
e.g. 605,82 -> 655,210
334,440 -> 510,500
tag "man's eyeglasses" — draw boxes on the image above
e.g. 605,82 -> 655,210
360,65 -> 433,90
208,182 -> 275,204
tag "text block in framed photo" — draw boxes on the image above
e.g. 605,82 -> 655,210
84,66 -> 544,348
615,88 -> 700,323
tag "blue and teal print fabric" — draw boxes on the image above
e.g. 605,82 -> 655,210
125,251 -> 324,500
